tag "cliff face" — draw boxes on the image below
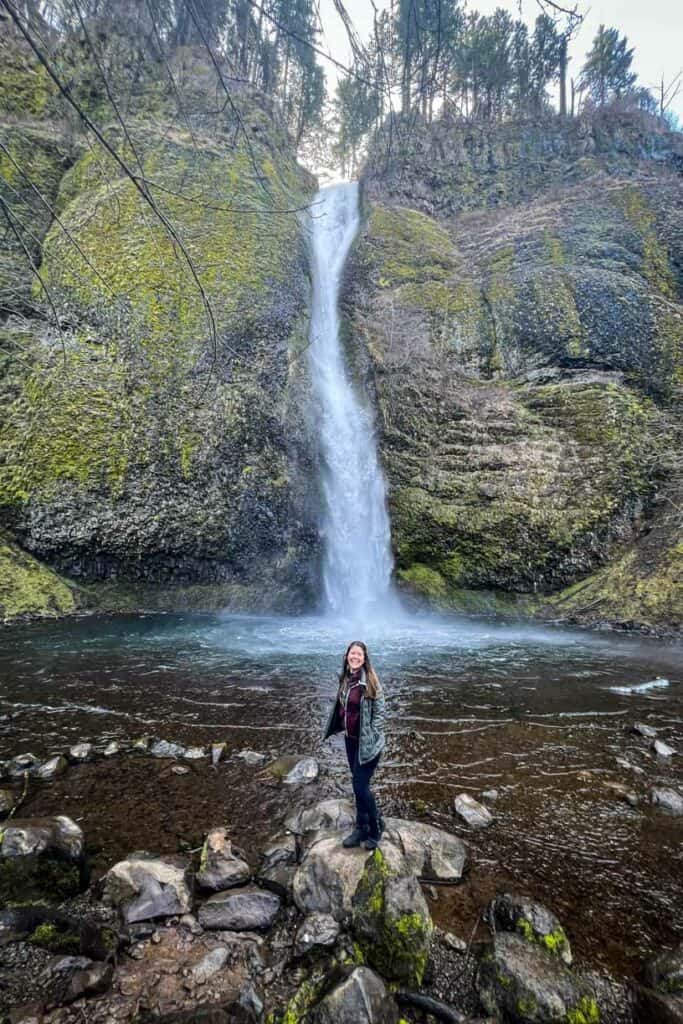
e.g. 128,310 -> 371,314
348,114 -> 683,630
0,54 -> 321,617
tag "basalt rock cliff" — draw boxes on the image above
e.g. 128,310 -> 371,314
344,113 -> 683,631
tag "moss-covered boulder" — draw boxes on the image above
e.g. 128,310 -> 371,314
488,893 -> 572,966
350,845 -> 433,988
476,933 -> 600,1023
0,529 -> 77,622
0,101 -> 320,609
348,116 -> 683,626
0,816 -> 87,905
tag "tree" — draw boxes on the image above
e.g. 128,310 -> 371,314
580,24 -> 637,107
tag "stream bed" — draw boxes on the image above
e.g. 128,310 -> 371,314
1,610 -> 681,979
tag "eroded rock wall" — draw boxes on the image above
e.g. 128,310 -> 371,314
348,114 -> 683,629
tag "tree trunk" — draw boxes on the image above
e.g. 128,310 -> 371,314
559,36 -> 567,117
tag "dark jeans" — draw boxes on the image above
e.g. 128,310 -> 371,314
345,736 -> 380,825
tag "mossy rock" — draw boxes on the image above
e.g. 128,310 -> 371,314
0,531 -> 77,622
0,855 -> 83,907
28,920 -> 81,954
350,845 -> 433,988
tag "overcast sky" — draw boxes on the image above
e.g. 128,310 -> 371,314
317,0 -> 683,121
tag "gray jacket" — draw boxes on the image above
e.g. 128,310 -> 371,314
323,671 -> 387,765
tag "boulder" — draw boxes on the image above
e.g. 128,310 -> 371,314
150,740 -> 186,759
488,894 -> 572,965
41,955 -> 113,1006
651,788 -> 683,816
236,750 -> 267,766
0,816 -> 86,903
8,754 -> 39,778
68,743 -> 93,762
197,829 -> 251,891
257,832 -> 298,901
211,743 -> 227,766
351,845 -> 433,987
383,818 -> 466,882
454,793 -> 493,829
645,942 -> 683,995
102,853 -> 192,923
632,723 -> 657,739
286,799 -> 355,838
310,966 -> 398,1024
198,886 -> 280,931
284,757 -> 319,785
103,741 -> 119,757
183,746 -> 207,760
653,740 -> 676,758
634,985 -> 683,1024
35,756 -> 68,781
294,912 -> 340,957
0,789 -> 16,817
477,933 -> 599,1023
293,837 -> 372,920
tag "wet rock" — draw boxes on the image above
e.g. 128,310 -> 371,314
651,787 -> 683,816
256,832 -> 298,900
192,945 -> 229,983
310,966 -> 398,1023
172,765 -> 191,775
35,756 -> 68,782
197,829 -> 251,891
351,845 -> 433,987
294,912 -> 340,957
645,942 -> 683,995
0,788 -> 16,817
454,793 -> 493,829
383,818 -> 467,883
284,757 -> 319,785
8,753 -> 40,778
488,893 -> 572,965
198,886 -> 281,931
132,735 -> 150,752
477,933 -> 597,1024
183,746 -> 207,760
632,722 -> 657,739
634,984 -> 683,1024
103,852 -> 192,922
211,742 -> 227,766
603,781 -> 639,807
286,798 -> 355,838
653,739 -> 676,758
103,741 -> 120,757
0,816 -> 86,903
293,836 -> 371,920
68,743 -> 93,762
150,739 -> 186,759
616,757 -> 644,774
42,955 -> 113,1006
236,749 -> 267,766
265,754 -> 314,781
482,789 -> 499,801
239,980 -> 264,1019
441,929 -> 468,952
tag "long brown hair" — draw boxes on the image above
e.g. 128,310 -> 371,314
338,640 -> 381,699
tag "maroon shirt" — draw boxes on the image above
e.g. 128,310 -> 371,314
339,670 -> 363,739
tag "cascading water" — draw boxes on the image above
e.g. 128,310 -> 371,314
307,183 -> 394,618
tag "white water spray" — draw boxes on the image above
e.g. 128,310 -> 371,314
307,183 -> 394,617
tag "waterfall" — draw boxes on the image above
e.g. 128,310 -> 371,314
306,183 -> 394,618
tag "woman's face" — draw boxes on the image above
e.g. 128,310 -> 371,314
347,644 -> 365,672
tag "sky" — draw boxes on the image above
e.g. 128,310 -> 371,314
317,0 -> 683,122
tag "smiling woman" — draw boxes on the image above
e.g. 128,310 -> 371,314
323,639 -> 387,849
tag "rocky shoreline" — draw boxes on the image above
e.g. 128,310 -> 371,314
1,738 -> 682,1024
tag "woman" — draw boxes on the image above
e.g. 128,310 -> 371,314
323,640 -> 387,850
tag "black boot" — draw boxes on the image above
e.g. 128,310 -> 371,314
343,814 -> 368,848
363,814 -> 382,851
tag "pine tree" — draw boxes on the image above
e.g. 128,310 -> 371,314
580,25 -> 637,107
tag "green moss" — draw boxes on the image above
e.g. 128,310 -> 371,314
517,994 -> 538,1016
279,972 -> 327,1024
0,35 -> 54,116
28,921 -> 80,953
567,996 -> 600,1024
517,917 -> 534,942
0,856 -> 82,906
0,532 -> 76,622
369,205 -> 455,289
614,188 -> 676,299
542,927 -> 569,957
398,563 -> 448,601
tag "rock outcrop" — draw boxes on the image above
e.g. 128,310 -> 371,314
346,112 -> 683,631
